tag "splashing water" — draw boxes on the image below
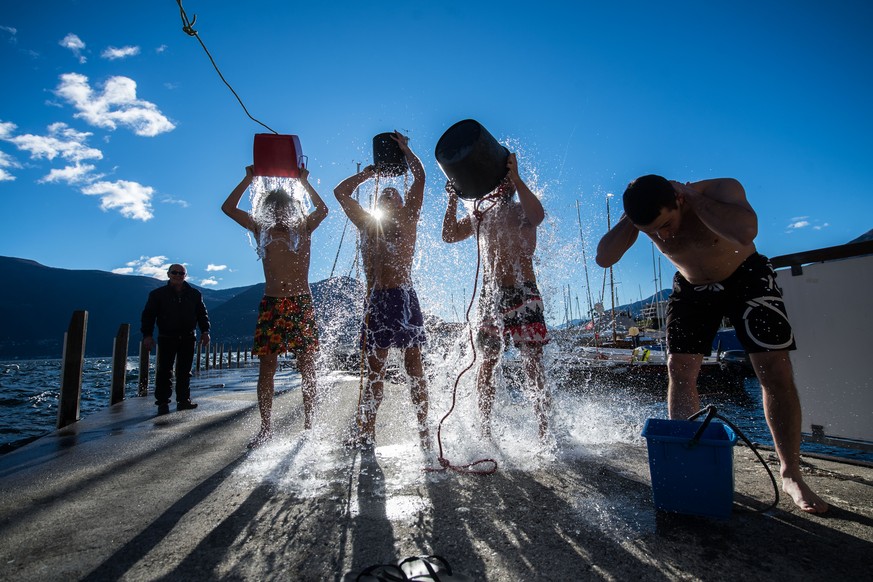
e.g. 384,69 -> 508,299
247,176 -> 310,254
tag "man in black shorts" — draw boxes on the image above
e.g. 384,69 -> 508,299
596,174 -> 827,514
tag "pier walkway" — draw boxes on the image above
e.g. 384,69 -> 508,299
0,366 -> 871,581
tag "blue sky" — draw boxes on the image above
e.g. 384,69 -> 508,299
1,1 -> 871,325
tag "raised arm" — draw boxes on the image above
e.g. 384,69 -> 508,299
676,178 -> 757,245
393,131 -> 425,218
298,166 -> 328,231
441,181 -> 474,243
595,213 -> 640,268
333,164 -> 376,230
507,153 -> 544,227
221,166 -> 256,231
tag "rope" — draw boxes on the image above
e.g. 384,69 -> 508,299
176,0 -> 278,135
427,192 -> 504,476
688,405 -> 780,513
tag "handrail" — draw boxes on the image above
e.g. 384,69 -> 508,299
770,239 -> 873,270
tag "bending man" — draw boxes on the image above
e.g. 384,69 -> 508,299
596,174 -> 827,513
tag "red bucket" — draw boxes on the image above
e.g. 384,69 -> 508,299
253,134 -> 304,178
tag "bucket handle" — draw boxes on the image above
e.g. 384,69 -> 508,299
687,404 -> 718,447
686,404 -> 780,513
297,155 -> 308,170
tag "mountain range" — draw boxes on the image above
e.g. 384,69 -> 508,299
6,230 -> 870,359
0,256 -> 364,359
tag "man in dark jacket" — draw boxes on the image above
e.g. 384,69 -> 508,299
141,264 -> 210,415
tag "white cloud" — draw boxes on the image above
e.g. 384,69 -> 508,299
117,255 -> 172,279
786,216 -> 829,233
4,122 -> 102,163
101,45 -> 140,60
0,121 -> 17,139
1,26 -> 17,43
156,44 -> 167,53
160,195 -> 189,207
39,163 -> 97,184
0,121 -> 163,220
54,73 -> 175,137
81,179 -> 154,221
206,264 -> 227,272
200,277 -> 219,286
60,33 -> 86,63
0,149 -> 20,169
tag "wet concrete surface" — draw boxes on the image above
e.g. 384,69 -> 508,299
0,366 -> 871,581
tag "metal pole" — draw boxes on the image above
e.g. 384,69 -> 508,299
606,194 -> 617,344
576,199 -> 594,317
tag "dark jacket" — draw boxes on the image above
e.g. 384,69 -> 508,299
140,281 -> 210,338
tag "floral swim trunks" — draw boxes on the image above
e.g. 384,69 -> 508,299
253,295 -> 319,355
477,281 -> 549,350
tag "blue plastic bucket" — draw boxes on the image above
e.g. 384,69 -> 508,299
641,418 -> 737,519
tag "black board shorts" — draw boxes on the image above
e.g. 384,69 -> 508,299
666,253 -> 797,355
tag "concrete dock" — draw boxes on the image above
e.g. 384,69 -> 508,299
1,366 -> 871,581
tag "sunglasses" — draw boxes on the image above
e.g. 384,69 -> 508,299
169,270 -> 186,276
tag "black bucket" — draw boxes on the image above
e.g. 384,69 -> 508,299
435,119 -> 509,200
373,133 -> 408,177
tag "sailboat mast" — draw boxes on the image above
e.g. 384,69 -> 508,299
606,193 -> 617,344
575,199 -> 595,319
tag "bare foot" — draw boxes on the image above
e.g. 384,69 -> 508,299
247,428 -> 273,450
783,475 -> 829,514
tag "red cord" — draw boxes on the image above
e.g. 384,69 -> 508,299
427,194 -> 504,475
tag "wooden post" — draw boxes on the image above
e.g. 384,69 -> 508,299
58,310 -> 87,429
110,323 -> 130,405
212,343 -> 217,368
236,345 -> 241,368
195,341 -> 202,373
138,340 -> 149,397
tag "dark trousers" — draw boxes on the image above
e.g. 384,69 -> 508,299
155,334 -> 196,405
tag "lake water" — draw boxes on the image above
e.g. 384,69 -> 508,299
1,357 -> 871,464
